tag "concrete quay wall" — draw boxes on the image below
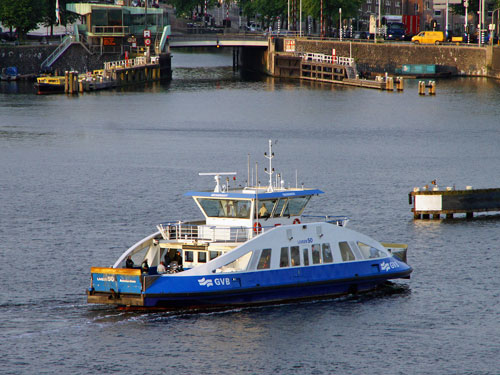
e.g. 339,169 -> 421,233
293,40 -> 500,78
0,43 -> 121,75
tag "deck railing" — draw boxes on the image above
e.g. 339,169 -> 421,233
302,52 -> 354,66
156,216 -> 348,243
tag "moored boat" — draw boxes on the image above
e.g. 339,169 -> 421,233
34,76 -> 65,94
87,141 -> 412,310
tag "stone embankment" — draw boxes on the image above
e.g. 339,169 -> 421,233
292,40 -> 500,79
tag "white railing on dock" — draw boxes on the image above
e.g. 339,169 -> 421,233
302,52 -> 354,66
157,216 -> 349,243
103,56 -> 159,71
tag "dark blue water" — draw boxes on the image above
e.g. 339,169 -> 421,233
1,52 -> 500,374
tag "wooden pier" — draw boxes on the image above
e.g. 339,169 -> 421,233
409,186 -> 500,219
274,52 -> 403,91
37,54 -> 170,95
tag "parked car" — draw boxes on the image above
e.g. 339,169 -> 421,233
0,27 -> 18,42
353,31 -> 368,39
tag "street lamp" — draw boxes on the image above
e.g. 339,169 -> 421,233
464,0 -> 468,43
445,0 -> 449,38
339,8 -> 342,41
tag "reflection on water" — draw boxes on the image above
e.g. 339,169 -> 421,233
1,51 -> 500,375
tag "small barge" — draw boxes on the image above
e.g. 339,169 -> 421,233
410,183 -> 500,219
88,141 -> 412,310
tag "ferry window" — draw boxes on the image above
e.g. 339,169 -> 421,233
291,246 -> 300,267
198,199 -> 251,218
258,200 -> 276,218
185,251 -> 194,262
209,251 -> 221,260
286,196 -> 311,216
303,248 -> 310,266
357,242 -> 385,259
273,199 -> 287,217
312,244 -> 322,264
257,248 -> 272,269
280,247 -> 289,267
322,243 -> 333,263
198,199 -> 224,217
339,242 -> 356,261
198,251 -> 207,263
217,252 -> 252,273
235,201 -> 250,218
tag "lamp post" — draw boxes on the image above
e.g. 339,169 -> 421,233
287,0 -> 290,31
494,8 -> 500,45
299,0 -> 302,36
464,0 -> 468,43
339,8 -> 342,41
445,0 -> 449,39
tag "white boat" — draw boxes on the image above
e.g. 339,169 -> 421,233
87,140 -> 412,309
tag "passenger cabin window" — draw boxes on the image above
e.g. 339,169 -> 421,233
291,246 -> 300,267
357,242 -> 385,259
197,198 -> 251,218
280,247 -> 289,267
216,252 -> 252,273
311,244 -> 322,264
209,251 -> 221,260
185,251 -> 194,262
198,251 -> 207,263
303,248 -> 309,266
257,248 -> 272,269
322,243 -> 333,263
339,242 -> 356,261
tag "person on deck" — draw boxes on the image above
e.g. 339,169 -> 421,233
125,256 -> 134,268
157,261 -> 167,274
141,259 -> 149,274
259,203 -> 268,217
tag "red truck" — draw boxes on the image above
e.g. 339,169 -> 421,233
402,15 -> 420,38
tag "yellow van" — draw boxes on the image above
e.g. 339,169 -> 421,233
411,31 -> 445,45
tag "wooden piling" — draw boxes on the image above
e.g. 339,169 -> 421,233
418,81 -> 425,95
64,71 -> 69,93
386,76 -> 394,91
396,77 -> 404,91
428,81 -> 436,95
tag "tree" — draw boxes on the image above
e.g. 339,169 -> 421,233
41,0 -> 81,36
0,0 -> 44,38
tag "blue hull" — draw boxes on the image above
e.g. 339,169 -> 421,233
140,257 -> 412,309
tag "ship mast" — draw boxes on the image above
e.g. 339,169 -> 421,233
264,139 -> 275,192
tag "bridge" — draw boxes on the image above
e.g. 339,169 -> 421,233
168,33 -> 269,48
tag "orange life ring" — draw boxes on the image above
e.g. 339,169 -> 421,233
253,222 -> 262,233
293,218 -> 301,224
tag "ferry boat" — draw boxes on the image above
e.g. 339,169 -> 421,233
87,141 -> 412,310
34,76 -> 65,95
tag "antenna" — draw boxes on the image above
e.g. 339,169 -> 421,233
247,154 -> 250,188
199,172 -> 236,193
264,139 -> 275,192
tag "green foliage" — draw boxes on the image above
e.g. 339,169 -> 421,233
0,0 -> 44,36
169,0 -> 218,18
41,0 -> 79,28
238,0 -> 362,26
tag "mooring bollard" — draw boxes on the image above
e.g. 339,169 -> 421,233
396,76 -> 404,91
428,81 -> 436,95
418,81 -> 425,95
64,71 -> 69,93
386,76 -> 394,91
